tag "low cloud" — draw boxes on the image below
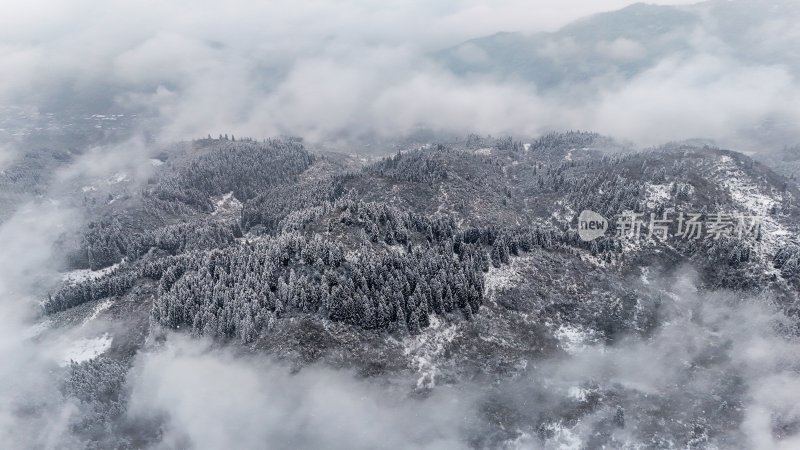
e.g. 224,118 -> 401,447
0,201 -> 83,449
3,0 -> 796,153
116,271 -> 800,449
0,141 -> 153,448
523,272 -> 800,447
127,335 -> 477,450
583,54 -> 800,148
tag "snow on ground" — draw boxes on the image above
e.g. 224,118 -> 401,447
474,147 -> 493,155
82,299 -> 113,327
62,261 -> 120,284
401,315 -> 460,389
541,422 -> 583,450
386,244 -> 406,255
640,266 -> 651,285
211,191 -> 242,216
81,185 -> 96,192
344,250 -> 359,263
714,155 -> 791,255
149,158 -> 164,166
109,172 -> 129,183
567,386 -> 593,402
483,256 -> 530,300
59,333 -> 112,366
550,201 -> 576,228
434,182 -> 451,216
553,325 -> 600,354
718,162 -> 778,215
645,183 -> 671,209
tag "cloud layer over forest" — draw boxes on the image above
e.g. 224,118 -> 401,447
2,0 -> 798,152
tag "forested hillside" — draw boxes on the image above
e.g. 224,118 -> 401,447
36,132 -> 800,449
49,133 -> 800,328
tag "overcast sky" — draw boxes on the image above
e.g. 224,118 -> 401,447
1,1 -> 702,44
1,0 -> 798,150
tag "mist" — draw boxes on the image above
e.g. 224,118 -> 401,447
126,335 -> 477,450
3,0 -> 797,152
0,135 -> 156,448
0,201 -> 81,448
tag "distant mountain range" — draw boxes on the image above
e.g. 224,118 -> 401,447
437,1 -> 800,88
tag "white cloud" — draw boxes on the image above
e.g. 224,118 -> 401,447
0,201 -> 84,449
454,42 -> 489,65
127,335 -> 476,450
584,54 -> 800,148
596,38 -> 646,61
5,0 -> 785,151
